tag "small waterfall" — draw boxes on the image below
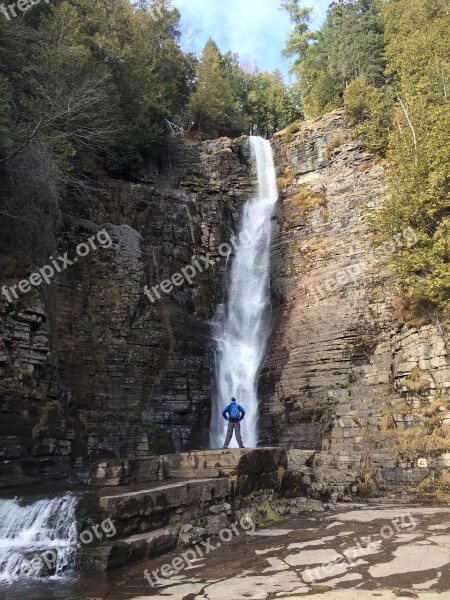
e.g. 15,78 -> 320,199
210,136 -> 278,448
0,494 -> 78,583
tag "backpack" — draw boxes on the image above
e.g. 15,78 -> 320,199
229,403 -> 240,420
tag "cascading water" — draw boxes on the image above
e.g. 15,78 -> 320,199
0,494 -> 78,583
210,136 -> 278,448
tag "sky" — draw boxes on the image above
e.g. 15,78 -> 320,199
172,0 -> 329,80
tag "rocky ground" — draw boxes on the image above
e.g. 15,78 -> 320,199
3,501 -> 449,600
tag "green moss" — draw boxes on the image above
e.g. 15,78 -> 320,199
311,585 -> 333,594
311,584 -> 333,594
277,466 -> 286,490
258,500 -> 282,523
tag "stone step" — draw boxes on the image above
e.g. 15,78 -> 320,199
72,447 -> 366,571
90,477 -> 231,538
77,525 -> 181,571
90,448 -> 287,487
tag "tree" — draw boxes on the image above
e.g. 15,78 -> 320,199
187,40 -> 239,137
282,0 -> 386,117
344,74 -> 393,154
374,0 -> 450,315
0,0 -> 190,263
247,70 -> 300,137
281,1 -> 317,68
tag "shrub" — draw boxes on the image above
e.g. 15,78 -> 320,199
344,75 -> 393,156
325,136 -> 343,160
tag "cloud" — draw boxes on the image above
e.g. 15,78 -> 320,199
173,0 -> 328,78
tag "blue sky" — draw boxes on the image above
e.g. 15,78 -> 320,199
172,0 -> 329,80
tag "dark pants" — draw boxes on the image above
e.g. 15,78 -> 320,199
223,421 -> 244,448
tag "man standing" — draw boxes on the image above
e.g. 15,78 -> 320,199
222,397 -> 246,449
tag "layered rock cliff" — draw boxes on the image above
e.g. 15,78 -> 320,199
0,138 -> 254,487
260,110 -> 450,486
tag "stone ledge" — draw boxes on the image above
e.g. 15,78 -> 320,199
89,448 -> 288,487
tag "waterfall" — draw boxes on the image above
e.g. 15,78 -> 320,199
0,494 -> 78,583
210,136 -> 278,448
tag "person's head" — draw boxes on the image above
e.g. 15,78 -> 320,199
231,397 -> 236,403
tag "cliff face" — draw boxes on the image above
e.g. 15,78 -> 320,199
0,137 -> 254,488
260,110 -> 450,483
1,112 -> 448,491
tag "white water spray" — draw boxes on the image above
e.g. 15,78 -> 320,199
210,137 -> 278,448
0,494 -> 78,583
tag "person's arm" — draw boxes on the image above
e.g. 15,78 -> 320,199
238,405 -> 246,421
222,405 -> 230,420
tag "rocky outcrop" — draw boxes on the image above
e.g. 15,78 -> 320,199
77,448 -> 357,571
0,137 -> 254,487
260,109 -> 450,488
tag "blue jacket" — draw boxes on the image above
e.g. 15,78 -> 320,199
222,403 -> 245,422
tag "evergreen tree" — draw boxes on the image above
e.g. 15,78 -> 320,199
187,40 -> 239,138
247,70 -> 300,137
282,0 -> 386,117
374,0 -> 450,315
282,0 -> 449,315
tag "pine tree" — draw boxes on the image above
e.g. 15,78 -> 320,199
187,40 -> 238,137
282,0 -> 386,117
374,0 -> 450,314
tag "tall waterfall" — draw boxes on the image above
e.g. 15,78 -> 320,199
0,494 -> 78,583
210,137 -> 278,448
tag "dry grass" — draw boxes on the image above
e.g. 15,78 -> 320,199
391,295 -> 436,329
404,366 -> 430,393
380,395 -> 450,460
308,237 -> 332,260
325,136 -> 344,160
383,422 -> 450,457
421,401 -> 443,418
284,120 -> 304,142
274,120 -> 304,141
355,161 -> 372,172
355,456 -> 381,497
417,472 -> 450,504
277,166 -> 294,189
288,188 -> 327,224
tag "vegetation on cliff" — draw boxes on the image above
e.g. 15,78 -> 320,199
0,0 -> 300,266
187,40 -> 300,139
283,0 -> 450,318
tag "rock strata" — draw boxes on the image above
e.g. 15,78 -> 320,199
260,109 -> 450,489
0,137 -> 254,487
